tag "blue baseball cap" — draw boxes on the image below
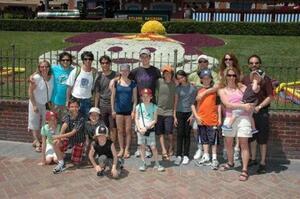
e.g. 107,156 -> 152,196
198,69 -> 212,78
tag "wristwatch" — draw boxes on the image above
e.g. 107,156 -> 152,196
258,105 -> 262,109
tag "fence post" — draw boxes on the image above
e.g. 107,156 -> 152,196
173,49 -> 178,70
11,44 -> 16,99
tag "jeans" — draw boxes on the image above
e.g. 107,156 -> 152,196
176,112 -> 192,157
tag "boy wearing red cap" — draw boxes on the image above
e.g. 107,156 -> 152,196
135,88 -> 164,172
38,111 -> 60,166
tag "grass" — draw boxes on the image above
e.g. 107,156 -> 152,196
0,31 -> 299,110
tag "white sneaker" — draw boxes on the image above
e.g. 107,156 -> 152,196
198,156 -> 210,166
174,156 -> 182,165
145,150 -> 152,158
211,159 -> 219,170
134,150 -> 140,158
182,156 -> 189,165
193,149 -> 203,160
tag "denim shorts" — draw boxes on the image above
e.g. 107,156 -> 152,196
137,131 -> 156,146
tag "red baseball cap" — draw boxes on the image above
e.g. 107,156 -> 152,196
140,88 -> 153,96
45,111 -> 58,121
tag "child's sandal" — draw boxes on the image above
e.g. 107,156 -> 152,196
219,162 -> 234,171
239,170 -> 249,181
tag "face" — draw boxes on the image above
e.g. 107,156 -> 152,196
198,59 -> 208,70
224,54 -> 233,67
47,116 -> 57,126
141,94 -> 152,103
163,71 -> 172,81
89,112 -> 99,123
120,68 -> 130,77
83,56 -> 93,67
248,57 -> 260,71
39,62 -> 50,76
100,58 -> 111,72
60,55 -> 71,68
226,70 -> 237,83
176,75 -> 186,84
96,135 -> 107,143
200,76 -> 212,86
68,102 -> 79,114
140,54 -> 151,66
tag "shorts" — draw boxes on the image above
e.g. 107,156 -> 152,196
198,125 -> 219,145
60,140 -> 84,164
137,131 -> 156,146
100,106 -> 116,129
45,143 -> 57,159
222,116 -> 252,138
28,101 -> 46,131
250,109 -> 270,144
116,111 -> 131,116
156,115 -> 174,135
232,109 -> 244,117
97,155 -> 121,170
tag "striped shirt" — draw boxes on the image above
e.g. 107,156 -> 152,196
62,113 -> 85,146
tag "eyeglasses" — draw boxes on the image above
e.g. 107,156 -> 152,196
61,59 -> 70,62
249,62 -> 259,65
83,58 -> 93,61
226,74 -> 237,78
198,60 -> 208,63
225,58 -> 233,61
100,62 -> 110,65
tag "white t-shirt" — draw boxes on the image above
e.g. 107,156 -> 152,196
66,68 -> 94,99
32,73 -> 53,104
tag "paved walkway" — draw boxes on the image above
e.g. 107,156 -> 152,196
0,140 -> 300,199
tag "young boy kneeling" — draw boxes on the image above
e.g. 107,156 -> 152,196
89,125 -> 122,178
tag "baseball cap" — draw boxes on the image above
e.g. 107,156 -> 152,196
140,88 -> 153,96
89,107 -> 100,115
197,54 -> 209,63
197,68 -> 212,78
45,111 -> 58,121
139,48 -> 151,56
94,125 -> 109,137
251,69 -> 265,80
119,64 -> 130,71
160,64 -> 174,73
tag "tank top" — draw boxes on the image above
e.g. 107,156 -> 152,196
224,87 -> 246,117
93,139 -> 113,159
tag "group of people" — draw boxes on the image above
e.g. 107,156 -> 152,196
27,49 -> 273,181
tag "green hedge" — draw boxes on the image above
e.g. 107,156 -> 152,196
0,19 -> 300,35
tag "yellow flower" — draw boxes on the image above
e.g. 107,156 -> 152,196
141,20 -> 166,35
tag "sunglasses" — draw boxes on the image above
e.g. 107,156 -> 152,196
61,59 -> 70,62
225,58 -> 233,61
83,58 -> 93,61
198,60 -> 208,63
249,62 -> 259,65
226,74 -> 237,78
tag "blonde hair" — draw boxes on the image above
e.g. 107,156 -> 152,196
35,60 -> 51,76
220,67 -> 242,88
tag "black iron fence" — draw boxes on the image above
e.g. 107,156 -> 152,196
0,46 -> 299,111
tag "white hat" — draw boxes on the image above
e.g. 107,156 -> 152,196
94,125 -> 109,137
139,48 -> 151,56
197,54 -> 209,63
89,107 -> 100,114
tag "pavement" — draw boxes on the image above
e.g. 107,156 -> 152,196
0,140 -> 300,199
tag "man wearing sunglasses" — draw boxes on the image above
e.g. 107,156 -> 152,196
242,54 -> 273,174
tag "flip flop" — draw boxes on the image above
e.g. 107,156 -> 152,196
123,151 -> 130,159
162,153 -> 169,160
239,170 -> 249,181
117,151 -> 124,158
219,162 -> 234,171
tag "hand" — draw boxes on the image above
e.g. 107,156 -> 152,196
95,165 -> 102,172
38,161 -> 46,166
112,111 -> 116,119
139,127 -> 147,134
254,105 -> 261,113
187,115 -> 194,126
195,117 -> 202,125
111,168 -> 118,178
244,103 -> 253,112
33,106 -> 39,113
174,117 -> 178,127
131,111 -> 135,120
196,92 -> 205,102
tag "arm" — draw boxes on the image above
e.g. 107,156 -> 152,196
196,84 -> 219,101
65,86 -> 72,106
28,76 -> 38,113
111,81 -> 116,119
110,143 -> 118,178
131,87 -> 137,120
218,88 -> 252,111
191,104 -> 202,125
252,79 -> 260,93
173,93 -> 179,127
147,109 -> 157,129
217,104 -> 222,126
39,135 -> 47,165
88,144 -> 101,172
135,106 -> 146,134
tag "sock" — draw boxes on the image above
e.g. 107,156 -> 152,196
58,160 -> 64,166
234,147 -> 240,152
212,154 -> 217,160
198,144 -> 203,150
203,153 -> 209,160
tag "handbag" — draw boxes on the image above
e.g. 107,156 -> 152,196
43,77 -> 52,110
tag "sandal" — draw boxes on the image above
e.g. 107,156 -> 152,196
117,151 -> 124,158
35,142 -> 41,153
239,170 -> 249,181
162,153 -> 169,160
123,151 -> 130,159
168,149 -> 174,157
219,162 -> 234,171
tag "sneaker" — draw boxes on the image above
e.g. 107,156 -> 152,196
234,149 -> 240,161
97,170 -> 105,177
193,149 -> 203,160
118,158 -> 124,170
139,162 -> 147,172
53,163 -> 65,174
174,156 -> 182,166
182,156 -> 189,165
134,150 -> 140,157
211,159 -> 219,170
198,156 -> 210,166
251,129 -> 259,134
257,164 -> 267,174
221,125 -> 232,131
145,150 -> 152,158
154,164 -> 165,172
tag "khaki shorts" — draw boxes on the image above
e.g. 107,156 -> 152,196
28,101 -> 46,131
222,116 -> 252,138
137,131 -> 156,146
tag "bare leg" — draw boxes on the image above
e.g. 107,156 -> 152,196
116,115 -> 125,157
159,135 -> 167,155
168,134 -> 174,155
225,137 -> 234,165
140,144 -> 146,162
250,140 -> 257,160
151,146 -> 159,163
124,115 -> 132,157
110,128 -> 118,143
239,138 -> 250,171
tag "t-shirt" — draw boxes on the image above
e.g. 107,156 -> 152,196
176,84 -> 197,112
196,88 -> 218,126
66,68 -> 96,99
94,71 -> 117,108
242,74 -> 273,108
188,69 -> 219,88
156,78 -> 176,116
51,64 -> 73,106
114,80 -> 136,113
129,66 -> 161,103
32,73 -> 53,105
136,103 -> 157,128
242,84 -> 258,104
62,113 -> 85,146
41,124 -> 61,145
85,120 -> 105,140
